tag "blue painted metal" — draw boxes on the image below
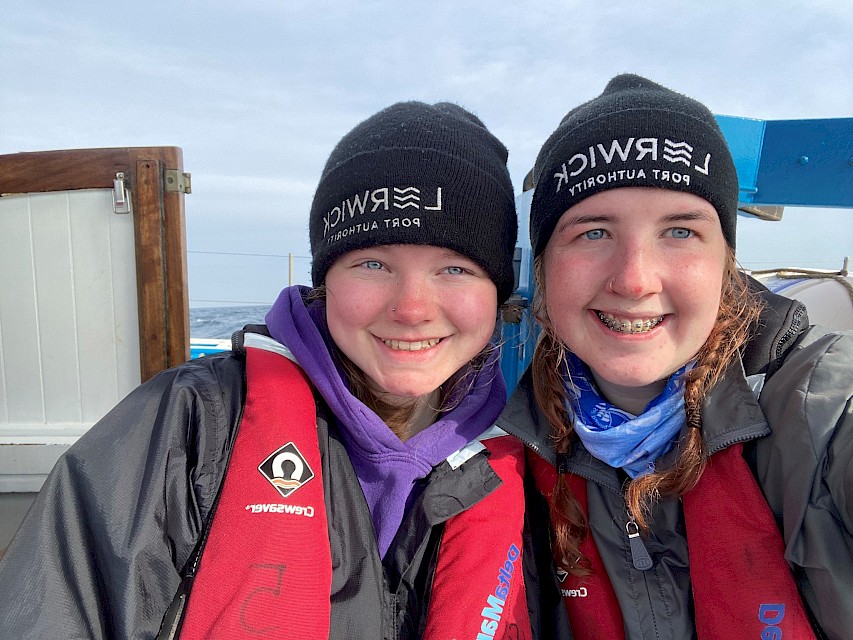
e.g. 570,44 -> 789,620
189,338 -> 230,359
715,115 -> 765,199
498,245 -> 539,396
715,115 -> 853,207
500,190 -> 540,396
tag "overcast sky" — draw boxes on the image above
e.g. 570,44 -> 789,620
2,0 -> 851,307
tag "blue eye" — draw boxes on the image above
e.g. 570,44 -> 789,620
363,260 -> 383,270
446,266 -> 465,275
584,229 -> 606,240
669,228 -> 693,239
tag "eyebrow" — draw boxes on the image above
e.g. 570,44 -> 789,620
555,214 -> 612,233
556,209 -> 717,233
660,210 -> 718,224
437,248 -> 475,262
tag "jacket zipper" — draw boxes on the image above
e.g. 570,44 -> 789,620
566,464 -> 655,572
774,303 -> 808,361
625,509 -> 653,571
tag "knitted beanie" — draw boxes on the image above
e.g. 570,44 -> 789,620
309,101 -> 518,303
531,74 -> 738,256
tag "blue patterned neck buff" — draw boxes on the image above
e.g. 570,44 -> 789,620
565,353 -> 691,478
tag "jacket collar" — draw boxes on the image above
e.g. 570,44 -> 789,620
496,368 -> 555,463
699,356 -> 770,455
497,356 -> 770,478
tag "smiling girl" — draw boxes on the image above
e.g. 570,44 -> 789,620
498,74 -> 852,640
0,102 -> 551,639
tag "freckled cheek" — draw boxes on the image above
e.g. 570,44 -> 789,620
679,250 -> 726,278
543,271 -> 587,319
447,290 -> 497,337
676,260 -> 724,308
542,289 -> 583,347
545,255 -> 596,291
327,295 -> 376,333
674,275 -> 723,341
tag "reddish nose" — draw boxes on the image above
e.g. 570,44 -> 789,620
608,244 -> 662,299
389,275 -> 436,324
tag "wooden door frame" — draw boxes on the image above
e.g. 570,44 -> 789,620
0,147 -> 190,381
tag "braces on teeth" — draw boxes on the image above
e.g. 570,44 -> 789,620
596,312 -> 663,333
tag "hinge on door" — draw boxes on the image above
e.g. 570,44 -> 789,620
165,170 -> 192,194
113,172 -> 131,214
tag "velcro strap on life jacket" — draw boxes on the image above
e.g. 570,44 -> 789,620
179,340 -> 332,639
423,434 -> 532,640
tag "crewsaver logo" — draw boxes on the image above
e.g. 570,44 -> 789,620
258,442 -> 314,498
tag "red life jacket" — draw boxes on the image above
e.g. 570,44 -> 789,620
177,335 -> 531,639
529,447 -> 816,640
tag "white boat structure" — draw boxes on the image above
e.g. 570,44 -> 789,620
750,261 -> 853,331
0,148 -> 191,550
1,115 -> 851,553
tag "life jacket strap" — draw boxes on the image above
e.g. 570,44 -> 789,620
683,443 -> 816,639
528,452 -> 625,640
531,445 -> 816,639
177,336 -> 531,639
423,434 -> 532,640
179,342 -> 332,639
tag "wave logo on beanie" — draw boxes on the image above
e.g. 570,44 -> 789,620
551,136 -> 712,195
309,101 -> 518,303
531,74 -> 739,256
321,185 -> 444,245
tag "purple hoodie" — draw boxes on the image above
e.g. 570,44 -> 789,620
265,285 -> 507,557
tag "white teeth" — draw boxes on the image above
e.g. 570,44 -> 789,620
382,338 -> 441,351
596,312 -> 663,334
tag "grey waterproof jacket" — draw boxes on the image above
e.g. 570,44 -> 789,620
498,303 -> 853,640
0,331 -> 568,639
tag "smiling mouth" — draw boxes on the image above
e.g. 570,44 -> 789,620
381,337 -> 443,351
596,311 -> 664,334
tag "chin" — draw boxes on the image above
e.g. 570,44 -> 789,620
378,381 -> 441,402
614,375 -> 665,389
590,362 -> 671,389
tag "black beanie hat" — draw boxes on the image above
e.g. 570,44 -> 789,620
531,74 -> 738,256
309,101 -> 518,303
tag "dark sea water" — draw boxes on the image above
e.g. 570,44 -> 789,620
190,305 -> 272,339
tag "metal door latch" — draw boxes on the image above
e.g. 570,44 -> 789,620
113,172 -> 131,214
